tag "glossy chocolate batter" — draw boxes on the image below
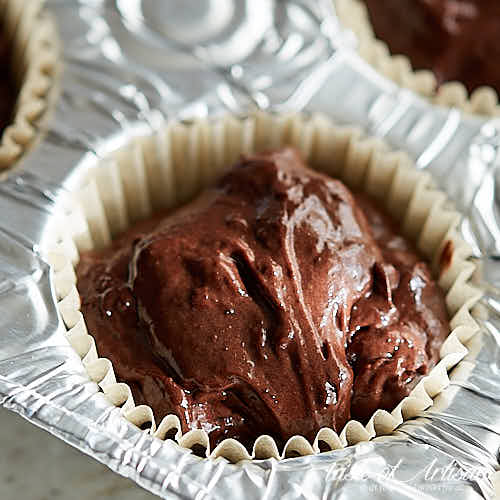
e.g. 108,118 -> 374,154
362,0 -> 500,93
0,30 -> 16,134
76,148 -> 449,450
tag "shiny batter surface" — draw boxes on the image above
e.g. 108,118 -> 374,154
362,0 -> 500,93
76,149 -> 449,449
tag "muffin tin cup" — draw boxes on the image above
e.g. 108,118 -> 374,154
334,0 -> 500,117
45,112 -> 482,463
0,0 -> 60,170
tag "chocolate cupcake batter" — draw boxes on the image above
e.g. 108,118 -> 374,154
0,30 -> 16,134
362,0 -> 500,94
77,148 -> 449,450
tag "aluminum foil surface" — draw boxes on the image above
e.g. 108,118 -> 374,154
0,1 -> 499,498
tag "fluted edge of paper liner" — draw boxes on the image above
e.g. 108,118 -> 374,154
45,112 -> 482,463
334,0 -> 500,117
0,0 -> 60,170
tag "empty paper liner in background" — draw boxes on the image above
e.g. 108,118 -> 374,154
44,112 -> 482,463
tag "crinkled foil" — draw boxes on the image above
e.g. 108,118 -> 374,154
0,1 -> 499,498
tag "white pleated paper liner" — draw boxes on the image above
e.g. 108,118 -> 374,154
0,0 -> 60,170
45,112 -> 482,464
334,0 -> 500,117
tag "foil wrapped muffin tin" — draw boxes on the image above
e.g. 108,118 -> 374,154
0,0 -> 499,498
